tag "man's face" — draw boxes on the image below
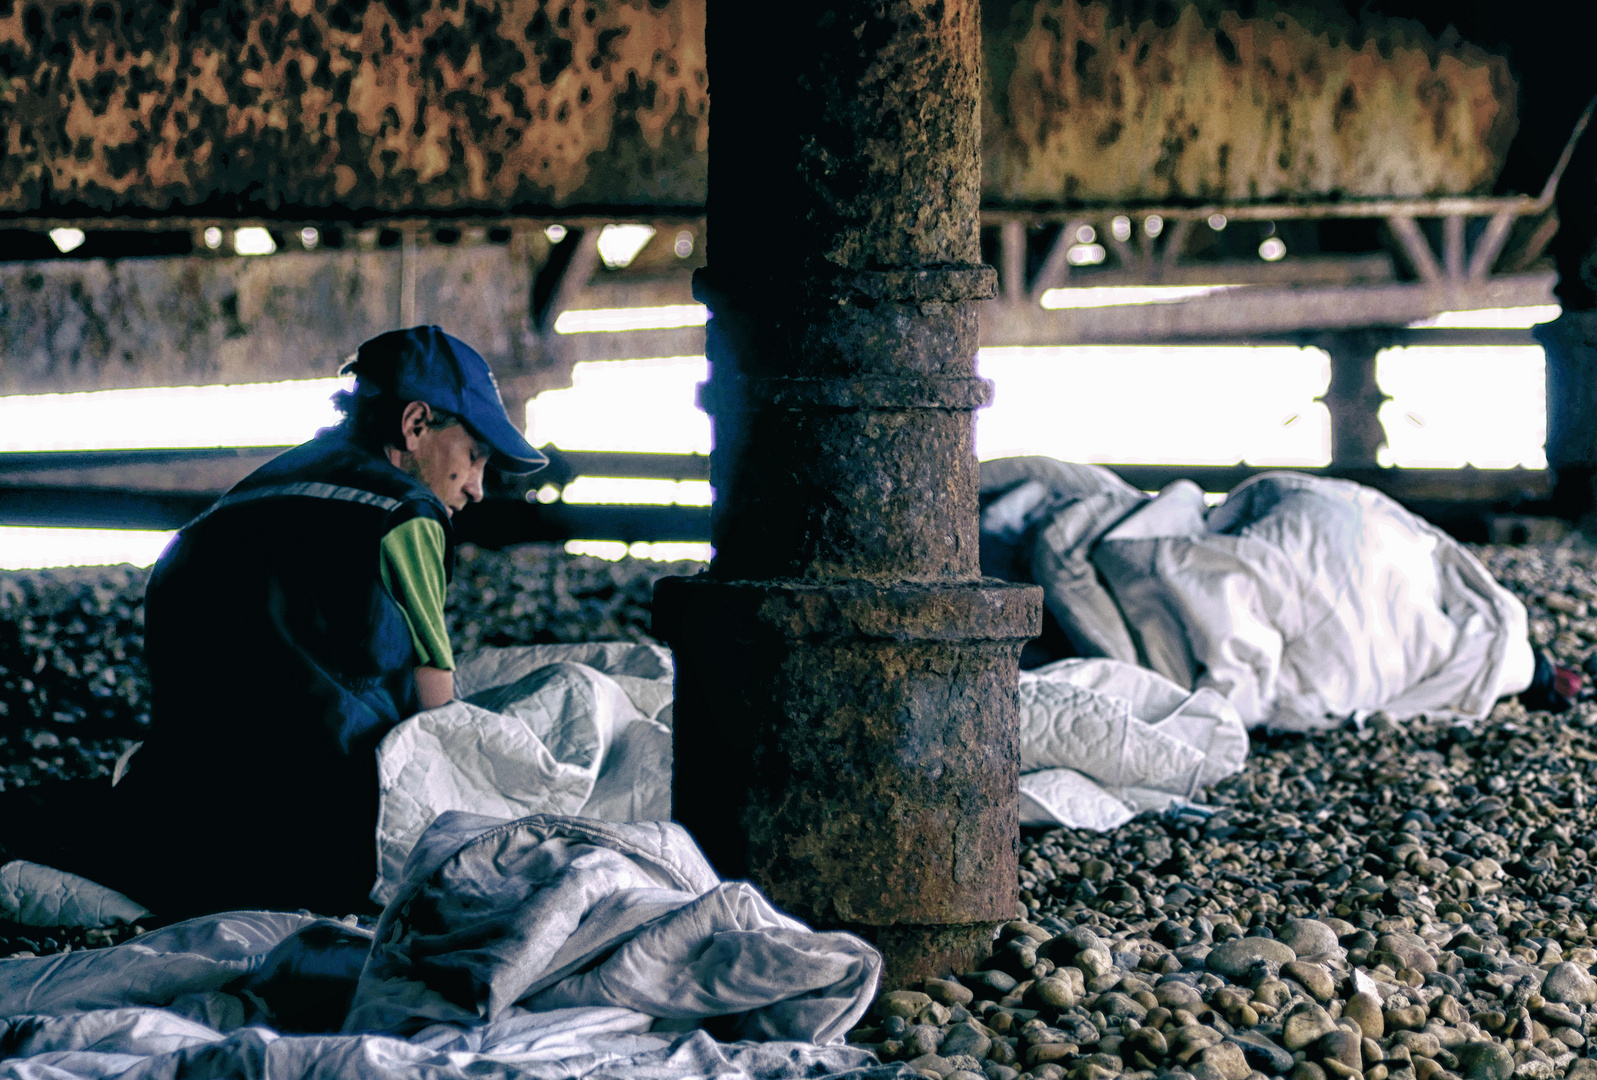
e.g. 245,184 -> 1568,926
391,403 -> 491,516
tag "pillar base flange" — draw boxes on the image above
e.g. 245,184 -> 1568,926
654,575 -> 1041,938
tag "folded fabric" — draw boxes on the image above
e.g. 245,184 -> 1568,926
373,643 -> 675,903
351,813 -> 881,1046
0,859 -> 150,929
1016,658 -> 1248,829
0,814 -> 893,1080
982,458 -> 1535,730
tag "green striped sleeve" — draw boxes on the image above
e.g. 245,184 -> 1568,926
378,516 -> 456,671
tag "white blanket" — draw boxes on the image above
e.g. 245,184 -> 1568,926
0,814 -> 896,1080
981,457 -> 1535,732
374,637 -> 1247,860
373,642 -> 675,903
1018,658 -> 1249,831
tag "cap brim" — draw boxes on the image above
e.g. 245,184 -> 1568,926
468,409 -> 549,473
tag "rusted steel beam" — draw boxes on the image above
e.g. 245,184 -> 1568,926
0,0 -> 707,217
983,2 -> 1515,205
2,1 -> 1519,220
0,248 -> 1551,399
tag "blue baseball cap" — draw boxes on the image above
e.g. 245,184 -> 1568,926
347,326 -> 548,473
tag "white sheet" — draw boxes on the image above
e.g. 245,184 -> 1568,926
0,815 -> 895,1080
1017,658 -> 1248,830
982,458 -> 1535,731
372,642 -> 675,904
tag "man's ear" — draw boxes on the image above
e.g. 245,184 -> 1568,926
398,401 -> 432,453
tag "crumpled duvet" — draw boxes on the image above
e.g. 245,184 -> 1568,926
1018,658 -> 1249,831
981,456 -> 1535,731
375,638 -> 1246,851
0,813 -> 898,1080
373,642 -> 675,903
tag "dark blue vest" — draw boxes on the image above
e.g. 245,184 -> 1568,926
128,429 -> 453,916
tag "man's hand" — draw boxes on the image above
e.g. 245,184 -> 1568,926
415,665 -> 456,710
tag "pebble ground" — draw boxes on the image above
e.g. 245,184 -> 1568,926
3,542 -> 1597,1080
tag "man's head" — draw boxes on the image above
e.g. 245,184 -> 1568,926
332,327 -> 547,513
385,401 -> 489,516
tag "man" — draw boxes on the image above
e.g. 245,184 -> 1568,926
3,326 -> 546,919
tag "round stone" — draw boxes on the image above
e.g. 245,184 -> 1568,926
1156,981 -> 1204,1010
1383,1004 -> 1428,1031
1200,1040 -> 1252,1080
1281,960 -> 1334,1003
1098,990 -> 1148,1020
1074,946 -> 1114,980
1283,1003 -> 1339,1052
1375,933 -> 1437,975
1315,1029 -> 1362,1071
877,990 -> 933,1019
1342,992 -> 1384,1039
903,1024 -> 942,1057
1123,1027 -> 1169,1060
1027,975 -> 1078,1009
1206,936 -> 1296,980
1453,1041 -> 1515,1080
1542,961 -> 1597,1005
924,977 -> 974,1007
1276,919 -> 1340,958
939,1020 -> 991,1060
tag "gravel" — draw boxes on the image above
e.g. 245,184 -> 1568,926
0,544 -> 705,794
7,538 -> 1597,1080
855,543 -> 1597,1079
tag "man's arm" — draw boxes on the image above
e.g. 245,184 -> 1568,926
415,665 -> 455,709
378,516 -> 458,712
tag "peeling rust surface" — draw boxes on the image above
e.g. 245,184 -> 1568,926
0,0 -> 1522,217
982,0 -> 1518,203
0,0 -> 707,215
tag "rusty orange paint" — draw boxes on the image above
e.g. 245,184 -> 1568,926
0,1 -> 1518,216
0,0 -> 708,214
981,1 -> 1517,203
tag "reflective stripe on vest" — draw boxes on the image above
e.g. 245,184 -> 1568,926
184,482 -> 403,531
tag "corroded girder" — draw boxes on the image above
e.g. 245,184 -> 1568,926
0,0 -> 707,215
0,1 -> 1515,218
655,0 -> 1041,984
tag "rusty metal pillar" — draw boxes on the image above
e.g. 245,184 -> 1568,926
1318,332 -> 1391,471
652,0 -> 1041,985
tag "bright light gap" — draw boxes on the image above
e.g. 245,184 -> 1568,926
0,527 -> 174,571
1038,285 -> 1245,310
1376,346 -> 1546,470
0,377 -> 351,453
560,477 -> 712,506
554,305 -> 710,334
564,540 -> 711,563
1408,305 -> 1561,329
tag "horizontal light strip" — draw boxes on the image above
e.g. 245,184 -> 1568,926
554,305 -> 710,334
1408,305 -> 1561,329
0,527 -> 174,570
563,540 -> 713,563
0,377 -> 350,453
560,477 -> 712,506
1038,285 -> 1245,310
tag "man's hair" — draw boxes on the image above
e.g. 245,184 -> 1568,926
330,354 -> 461,454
